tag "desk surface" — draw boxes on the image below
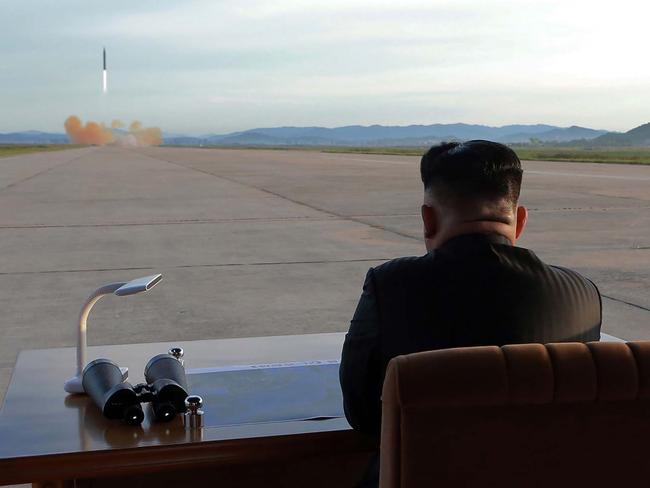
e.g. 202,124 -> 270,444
0,332 -> 369,485
0,331 -> 622,485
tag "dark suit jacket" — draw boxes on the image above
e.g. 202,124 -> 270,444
340,233 -> 602,436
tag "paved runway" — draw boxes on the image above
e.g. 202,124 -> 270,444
0,146 -> 648,401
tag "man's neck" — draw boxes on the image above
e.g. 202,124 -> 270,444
426,220 -> 515,251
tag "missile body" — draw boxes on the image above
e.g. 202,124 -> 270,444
102,47 -> 107,93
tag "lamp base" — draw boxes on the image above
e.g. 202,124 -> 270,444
64,367 -> 129,394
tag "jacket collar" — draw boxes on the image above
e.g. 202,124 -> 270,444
435,232 -> 512,252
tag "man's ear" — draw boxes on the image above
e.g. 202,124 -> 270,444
515,205 -> 528,241
421,204 -> 438,241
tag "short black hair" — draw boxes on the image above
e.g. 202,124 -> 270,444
420,140 -> 523,207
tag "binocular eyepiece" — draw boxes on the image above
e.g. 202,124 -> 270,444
82,352 -> 189,425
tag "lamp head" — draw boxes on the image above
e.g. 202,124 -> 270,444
114,274 -> 162,297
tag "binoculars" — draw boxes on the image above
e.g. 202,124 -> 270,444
82,352 -> 189,425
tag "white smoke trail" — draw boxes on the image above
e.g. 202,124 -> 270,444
102,70 -> 107,93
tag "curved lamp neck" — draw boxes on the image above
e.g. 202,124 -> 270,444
76,282 -> 126,375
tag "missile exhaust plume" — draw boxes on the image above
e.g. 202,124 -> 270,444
65,116 -> 113,145
64,116 -> 162,146
129,125 -> 163,146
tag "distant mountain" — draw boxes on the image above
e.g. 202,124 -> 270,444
165,123 -> 607,147
505,126 -> 607,143
584,123 -> 650,147
2,122 -> 635,147
0,130 -> 69,144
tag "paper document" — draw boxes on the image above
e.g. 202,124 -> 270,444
187,360 -> 344,427
187,359 -> 340,374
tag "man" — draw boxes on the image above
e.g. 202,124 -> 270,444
340,140 -> 602,440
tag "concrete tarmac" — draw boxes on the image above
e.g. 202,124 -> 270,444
0,146 -> 648,402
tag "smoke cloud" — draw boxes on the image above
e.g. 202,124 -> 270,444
124,120 -> 163,147
64,116 -> 162,147
64,116 -> 113,145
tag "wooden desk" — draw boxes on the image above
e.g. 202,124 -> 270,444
0,333 -> 375,487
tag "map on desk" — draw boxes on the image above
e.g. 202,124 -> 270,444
186,360 -> 345,427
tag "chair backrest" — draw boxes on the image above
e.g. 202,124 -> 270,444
380,341 -> 650,488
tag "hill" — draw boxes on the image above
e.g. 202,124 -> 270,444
1,123 -> 630,147
0,131 -> 69,144
165,123 -> 607,146
586,123 -> 650,146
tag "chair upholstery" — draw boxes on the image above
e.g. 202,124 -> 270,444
380,341 -> 650,487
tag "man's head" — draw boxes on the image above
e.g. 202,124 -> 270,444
420,140 -> 527,250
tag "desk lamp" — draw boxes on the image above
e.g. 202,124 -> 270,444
64,274 -> 163,394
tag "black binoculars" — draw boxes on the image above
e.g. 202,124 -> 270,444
82,353 -> 189,425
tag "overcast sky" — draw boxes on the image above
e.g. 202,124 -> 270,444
1,0 -> 649,134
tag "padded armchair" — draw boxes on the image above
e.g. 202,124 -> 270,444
380,341 -> 650,487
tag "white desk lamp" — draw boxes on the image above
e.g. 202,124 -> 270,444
64,274 -> 163,394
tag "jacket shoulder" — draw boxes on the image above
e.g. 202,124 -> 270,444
370,254 -> 431,282
548,264 -> 601,294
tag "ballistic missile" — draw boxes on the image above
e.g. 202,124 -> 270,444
102,47 -> 107,93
